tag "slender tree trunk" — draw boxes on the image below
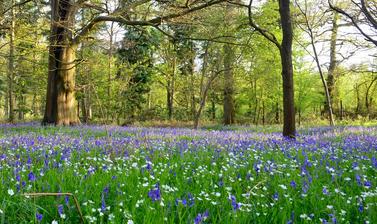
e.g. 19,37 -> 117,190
211,97 -> 216,120
327,12 -> 339,112
223,44 -> 235,125
107,22 -> 114,122
7,0 -> 15,123
32,94 -> 38,117
279,0 -> 296,137
307,29 -> 335,126
18,95 -> 25,120
355,85 -> 361,116
167,54 -> 176,120
275,102 -> 279,123
340,100 -> 343,120
4,94 -> 8,118
43,0 -> 80,125
166,83 -> 173,120
365,77 -> 377,117
298,3 -> 335,125
298,107 -> 301,126
189,59 -> 196,122
262,101 -> 265,125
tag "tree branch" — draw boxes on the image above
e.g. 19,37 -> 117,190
248,0 -> 281,50
328,0 -> 377,46
72,0 -> 226,45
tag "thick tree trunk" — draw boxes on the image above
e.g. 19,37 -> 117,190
279,0 -> 296,138
223,44 -> 235,125
43,0 -> 80,125
7,0 -> 15,123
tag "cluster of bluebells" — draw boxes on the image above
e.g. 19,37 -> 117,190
0,124 -> 376,223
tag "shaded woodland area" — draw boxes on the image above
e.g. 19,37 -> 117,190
0,0 -> 376,137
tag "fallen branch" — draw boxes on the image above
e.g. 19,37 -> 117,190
24,192 -> 85,223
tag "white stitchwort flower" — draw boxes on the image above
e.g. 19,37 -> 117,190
7,189 -> 14,196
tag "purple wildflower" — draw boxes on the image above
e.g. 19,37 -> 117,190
28,172 -> 36,182
194,210 -> 209,224
148,183 -> 161,202
65,195 -> 69,206
290,180 -> 296,188
36,213 -> 43,222
230,195 -> 241,211
322,186 -> 329,195
58,204 -> 64,215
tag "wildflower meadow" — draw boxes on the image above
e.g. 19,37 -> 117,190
0,124 -> 376,223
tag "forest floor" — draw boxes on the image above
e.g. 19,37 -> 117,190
0,124 -> 376,223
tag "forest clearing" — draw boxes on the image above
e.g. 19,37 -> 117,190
1,0 -> 377,223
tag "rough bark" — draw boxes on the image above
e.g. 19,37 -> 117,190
279,0 -> 296,137
42,0 -> 80,125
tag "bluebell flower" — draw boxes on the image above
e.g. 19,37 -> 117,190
187,193 -> 195,207
230,195 -> 241,211
65,195 -> 69,206
356,174 -> 362,186
194,210 -> 209,224
290,180 -> 296,188
358,204 -> 364,212
101,195 -> 106,212
36,213 -> 43,222
148,183 -> 161,202
28,172 -> 36,182
273,192 -> 279,200
58,204 -> 64,216
322,186 -> 329,195
182,198 -> 187,206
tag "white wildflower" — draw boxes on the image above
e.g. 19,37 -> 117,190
7,189 -> 14,196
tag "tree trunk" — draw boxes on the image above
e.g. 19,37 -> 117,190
279,0 -> 296,138
275,102 -> 279,123
43,0 -> 80,125
365,77 -> 377,117
167,54 -> 176,120
211,97 -> 216,120
7,0 -> 15,123
326,12 -> 339,119
167,83 -> 173,120
223,44 -> 235,125
18,94 -> 25,120
307,27 -> 335,126
262,101 -> 265,125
